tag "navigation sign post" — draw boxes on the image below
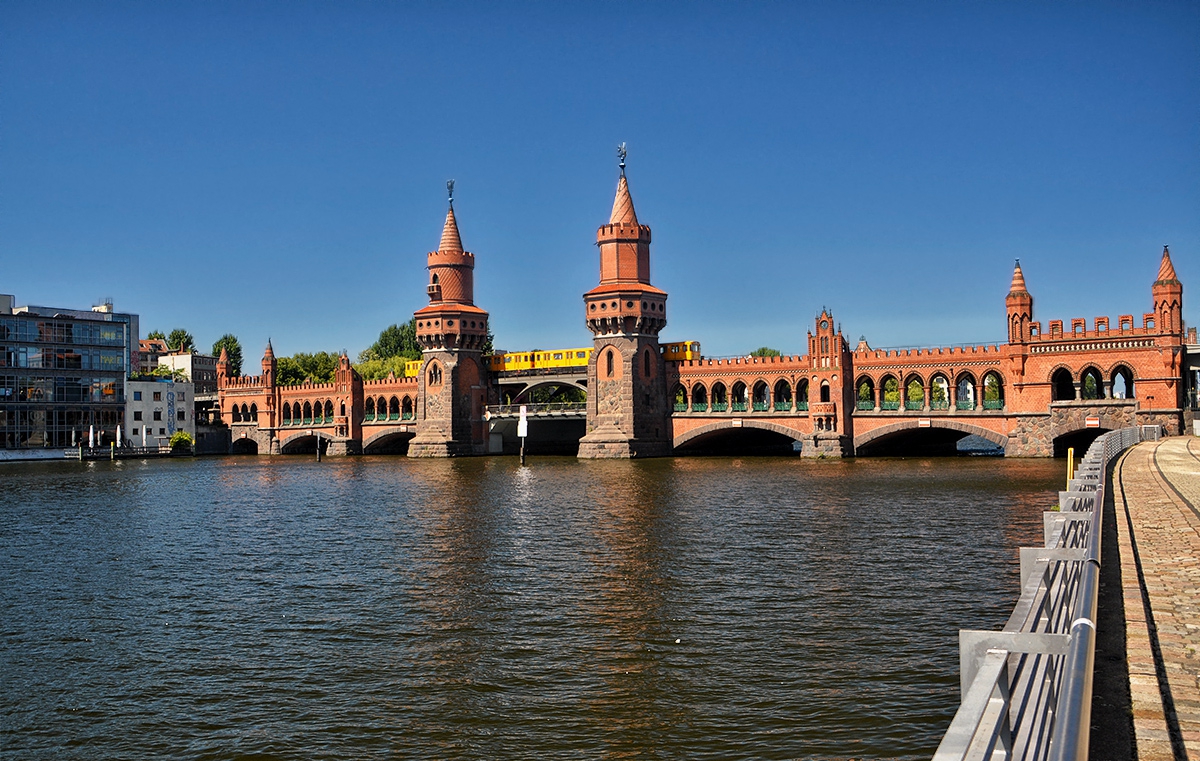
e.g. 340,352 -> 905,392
518,405 -> 528,465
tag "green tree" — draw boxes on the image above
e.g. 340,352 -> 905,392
211,334 -> 244,376
983,373 -> 1002,402
354,355 -> 412,381
169,430 -> 195,451
277,352 -> 340,385
149,364 -> 188,382
147,330 -> 165,341
166,328 -> 195,353
906,379 -> 924,405
883,377 -> 900,404
749,346 -> 782,357
359,319 -> 421,362
857,381 -> 872,402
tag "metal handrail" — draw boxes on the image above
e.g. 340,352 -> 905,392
932,425 -> 1151,761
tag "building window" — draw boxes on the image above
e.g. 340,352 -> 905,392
159,428 -> 166,435
133,411 -> 143,421
177,411 -> 186,421
131,427 -> 139,436
153,411 -> 162,421
178,392 -> 186,401
153,392 -> 162,401
133,391 -> 142,401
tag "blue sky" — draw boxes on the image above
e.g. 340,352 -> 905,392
3,1 -> 1197,360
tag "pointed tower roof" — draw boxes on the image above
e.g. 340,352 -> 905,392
217,346 -> 228,363
439,206 -> 463,254
263,339 -> 274,359
1009,259 -> 1029,294
1156,245 -> 1179,284
610,175 -> 638,227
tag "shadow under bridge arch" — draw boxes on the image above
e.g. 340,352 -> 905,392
854,420 -> 1008,457
672,419 -> 804,456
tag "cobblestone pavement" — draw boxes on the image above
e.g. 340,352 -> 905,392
1113,437 -> 1200,759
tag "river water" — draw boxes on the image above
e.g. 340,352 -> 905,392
1,454 -> 1062,760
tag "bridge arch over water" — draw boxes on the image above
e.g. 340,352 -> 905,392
673,419 -> 805,454
362,428 -> 416,454
853,419 -> 1008,456
279,431 -> 335,455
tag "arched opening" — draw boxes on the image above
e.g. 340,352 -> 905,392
230,437 -> 258,455
711,382 -> 728,412
302,401 -> 313,425
363,431 -> 415,455
983,372 -> 1005,409
1080,367 -> 1103,400
427,363 -> 443,386
231,405 -> 242,423
795,379 -> 809,410
1051,368 -> 1075,402
431,273 -> 439,285
291,402 -> 301,424
881,375 -> 900,410
1053,427 -> 1109,458
857,426 -> 1004,457
389,397 -> 400,421
324,400 -> 334,422
283,402 -> 293,424
1111,366 -> 1134,399
281,434 -> 328,455
930,375 -> 949,410
364,397 -> 376,421
904,376 -> 924,410
339,401 -> 346,417
856,376 -> 875,410
752,381 -> 770,410
731,381 -> 748,412
402,396 -> 414,420
691,384 -> 708,412
819,381 -> 831,403
672,384 -> 687,412
643,349 -> 651,377
773,379 -> 792,411
250,403 -> 258,422
606,350 -> 615,378
675,425 -> 800,456
956,374 -> 977,410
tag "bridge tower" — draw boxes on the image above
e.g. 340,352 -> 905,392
408,184 -> 490,457
326,352 -> 363,456
258,340 -> 278,431
1153,246 -> 1183,335
801,310 -> 853,456
1004,260 -> 1033,399
578,148 -> 671,458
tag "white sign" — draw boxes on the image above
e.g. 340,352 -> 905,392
1085,417 -> 1101,428
918,418 -> 931,428
517,405 -> 528,438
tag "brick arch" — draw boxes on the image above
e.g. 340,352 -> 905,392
1045,362 -> 1078,382
853,419 -> 1008,453
362,428 -> 416,452
278,429 -> 335,453
511,378 -> 588,403
1103,360 -> 1137,379
673,419 -> 805,449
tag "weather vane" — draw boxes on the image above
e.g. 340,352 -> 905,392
447,179 -> 455,207
617,142 -> 627,176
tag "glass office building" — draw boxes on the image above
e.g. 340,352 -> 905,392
0,294 -> 138,449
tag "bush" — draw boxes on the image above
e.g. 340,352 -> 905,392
169,431 -> 195,451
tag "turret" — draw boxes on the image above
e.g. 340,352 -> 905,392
1006,260 -> 1034,344
261,339 -> 276,387
216,346 -> 229,388
1152,246 -> 1183,335
414,181 -> 489,352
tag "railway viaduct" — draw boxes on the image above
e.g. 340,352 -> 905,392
218,158 -> 1190,458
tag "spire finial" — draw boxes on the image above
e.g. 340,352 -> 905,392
617,142 -> 627,177
447,179 -> 455,208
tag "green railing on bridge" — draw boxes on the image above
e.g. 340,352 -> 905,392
752,402 -> 769,412
856,400 -> 875,410
904,400 -> 923,411
691,402 -> 708,412
402,412 -> 414,420
711,402 -> 728,412
930,400 -> 949,410
983,399 -> 1004,410
774,401 -> 792,411
956,400 -> 975,410
881,400 -> 900,410
674,402 -> 687,412
362,413 -> 375,422
796,401 -> 808,411
732,402 -> 748,412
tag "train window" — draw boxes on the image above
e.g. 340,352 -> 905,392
577,352 -> 586,358
504,356 -> 511,363
553,353 -> 563,360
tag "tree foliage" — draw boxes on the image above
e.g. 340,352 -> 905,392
277,352 -> 340,385
169,430 -> 195,450
749,346 -> 782,357
359,319 -> 421,362
212,334 -> 243,376
147,330 -> 165,341
166,328 -> 195,353
149,364 -> 188,382
355,355 -> 412,381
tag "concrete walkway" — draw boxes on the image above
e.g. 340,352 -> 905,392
1113,436 -> 1200,759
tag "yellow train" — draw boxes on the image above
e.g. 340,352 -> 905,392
404,360 -> 422,378
662,341 -> 702,361
487,348 -> 592,373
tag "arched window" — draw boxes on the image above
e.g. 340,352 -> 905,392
881,375 -> 900,410
241,404 -> 249,420
856,377 -> 875,410
691,384 -> 708,412
820,381 -> 831,403
389,397 -> 400,420
752,381 -> 770,410
282,402 -> 293,423
231,404 -> 242,423
431,273 -> 439,285
364,397 -> 376,421
930,375 -> 949,410
731,381 -> 748,411
820,336 -> 828,353
1080,367 -> 1103,400
428,363 -> 442,385
983,372 -> 1005,409
672,384 -> 687,412
340,401 -> 346,417
324,400 -> 334,422
904,376 -> 924,410
302,401 -> 313,424
711,382 -> 728,411
1111,366 -> 1134,399
773,379 -> 792,411
402,396 -> 414,419
250,403 -> 258,422
606,350 -> 615,378
956,374 -> 976,410
1051,368 -> 1075,401
795,379 -> 809,410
